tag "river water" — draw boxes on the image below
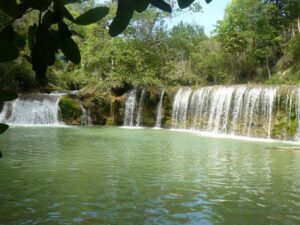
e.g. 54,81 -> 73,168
0,127 -> 300,225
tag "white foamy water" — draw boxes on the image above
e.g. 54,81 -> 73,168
0,93 -> 65,126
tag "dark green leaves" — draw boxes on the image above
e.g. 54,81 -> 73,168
25,0 -> 52,11
74,6 -> 109,25
31,25 -> 57,80
177,0 -> 195,9
60,36 -> 81,64
0,124 -> 9,134
0,0 -> 18,17
109,0 -> 135,37
0,43 -> 19,63
0,90 -> 18,101
0,25 -> 19,63
0,89 -> 16,140
151,0 -> 172,13
134,0 -> 151,12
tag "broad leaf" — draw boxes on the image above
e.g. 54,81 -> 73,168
32,45 -> 48,78
28,24 -> 37,51
0,90 -> 18,101
58,22 -> 72,37
109,0 -> 134,37
0,25 -> 18,62
0,25 -> 14,42
151,0 -> 172,13
25,0 -> 52,11
177,0 -> 195,9
39,26 -> 56,66
70,30 -> 84,39
63,7 -> 75,22
0,0 -> 18,17
0,44 -> 19,62
0,124 -> 9,134
134,0 -> 150,12
74,7 -> 109,25
42,10 -> 61,28
60,36 -> 81,64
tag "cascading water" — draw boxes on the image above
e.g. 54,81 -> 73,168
171,86 -> 280,139
0,93 -> 65,125
172,87 -> 192,129
123,89 -> 147,127
124,90 -> 137,126
136,89 -> 146,127
80,106 -> 92,125
155,90 -> 165,128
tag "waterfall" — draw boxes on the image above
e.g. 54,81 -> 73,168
136,89 -> 146,127
124,90 -> 137,126
172,87 -> 192,129
171,86 -> 279,139
0,93 -> 65,125
80,106 -> 92,125
123,89 -> 146,127
155,90 -> 165,128
295,89 -> 300,141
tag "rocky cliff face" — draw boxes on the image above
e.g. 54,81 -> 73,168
58,85 -> 300,141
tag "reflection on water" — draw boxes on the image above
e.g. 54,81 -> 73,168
0,127 -> 300,225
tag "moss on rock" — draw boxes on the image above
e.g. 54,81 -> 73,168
59,96 -> 82,125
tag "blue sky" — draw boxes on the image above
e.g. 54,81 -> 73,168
167,0 -> 231,35
97,0 -> 231,35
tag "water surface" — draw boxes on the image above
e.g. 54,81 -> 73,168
0,127 -> 300,225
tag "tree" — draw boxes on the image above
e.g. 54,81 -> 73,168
216,0 -> 280,78
0,0 -> 213,155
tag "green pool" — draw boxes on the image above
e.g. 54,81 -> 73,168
0,127 -> 300,225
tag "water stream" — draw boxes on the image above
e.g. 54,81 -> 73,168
0,93 -> 65,125
155,90 -> 165,128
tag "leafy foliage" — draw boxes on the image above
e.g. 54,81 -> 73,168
0,0 -> 211,83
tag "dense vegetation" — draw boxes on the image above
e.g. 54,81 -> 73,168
0,0 -> 300,93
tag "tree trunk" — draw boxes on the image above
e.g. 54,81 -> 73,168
298,18 -> 300,33
266,55 -> 271,78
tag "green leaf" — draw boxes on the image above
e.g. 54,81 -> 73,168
0,25 -> 19,62
58,22 -> 72,37
177,0 -> 195,9
16,3 -> 30,18
63,7 -> 74,22
109,0 -> 134,37
74,6 -> 109,25
134,0 -> 150,12
60,36 -> 81,64
0,44 -> 19,62
0,0 -> 18,17
28,24 -> 37,51
32,45 -> 48,79
0,90 -> 18,101
70,30 -> 84,39
39,26 -> 56,66
151,0 -> 172,13
25,0 -> 52,11
42,10 -> 61,28
0,124 -> 9,134
0,25 -> 14,42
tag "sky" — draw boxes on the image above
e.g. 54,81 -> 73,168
167,0 -> 231,35
97,0 -> 231,35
